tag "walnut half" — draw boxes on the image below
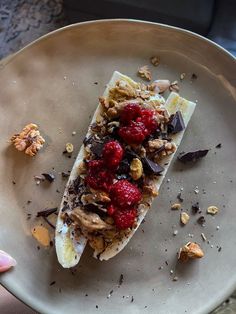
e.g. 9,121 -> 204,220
11,123 -> 45,156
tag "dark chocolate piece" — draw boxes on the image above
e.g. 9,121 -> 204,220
42,173 -> 55,183
167,111 -> 185,134
215,143 -> 222,148
197,216 -> 205,225
177,193 -> 184,202
61,172 -> 70,178
36,207 -> 58,217
90,142 -> 104,157
118,274 -> 124,286
178,149 -> 209,163
142,157 -> 164,175
192,202 -> 200,214
191,73 -> 198,80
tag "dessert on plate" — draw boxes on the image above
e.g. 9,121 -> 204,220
55,71 -> 196,268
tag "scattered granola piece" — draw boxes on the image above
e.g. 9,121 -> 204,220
178,242 -> 204,262
207,206 -> 219,215
10,123 -> 45,156
173,276 -> 178,281
173,230 -> 178,236
65,143 -> 74,153
150,56 -> 160,66
192,202 -> 200,214
171,203 -> 181,210
72,131 -> 76,136
177,193 -> 184,203
130,158 -> 143,180
137,65 -> 152,81
169,81 -> 179,92
180,73 -> 186,80
180,212 -> 190,225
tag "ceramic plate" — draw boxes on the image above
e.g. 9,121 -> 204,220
0,20 -> 236,314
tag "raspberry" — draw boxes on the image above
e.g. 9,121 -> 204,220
120,103 -> 142,124
109,179 -> 141,208
137,109 -> 157,134
113,208 -> 137,229
85,160 -> 114,191
118,121 -> 148,144
107,204 -> 116,216
102,141 -> 124,170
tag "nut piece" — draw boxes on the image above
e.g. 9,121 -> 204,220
65,143 -> 74,153
143,183 -> 158,197
77,161 -> 87,175
150,56 -> 160,66
207,206 -> 219,215
130,158 -> 143,180
150,80 -> 170,93
169,80 -> 180,93
137,65 -> 152,81
171,203 -> 181,210
11,123 -> 45,156
178,242 -> 204,262
180,73 -> 186,80
180,212 -> 190,225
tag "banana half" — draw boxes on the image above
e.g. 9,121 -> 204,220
55,71 -> 196,267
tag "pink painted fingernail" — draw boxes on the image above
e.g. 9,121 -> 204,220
0,250 -> 17,272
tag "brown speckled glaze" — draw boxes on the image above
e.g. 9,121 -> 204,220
0,20 -> 235,314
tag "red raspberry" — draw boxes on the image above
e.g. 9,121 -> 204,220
107,204 -> 116,216
137,109 -> 157,134
102,141 -> 124,170
120,103 -> 142,124
86,160 -> 114,191
113,208 -> 137,229
118,121 -> 148,144
109,180 -> 141,208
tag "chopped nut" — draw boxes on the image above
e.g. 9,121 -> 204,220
150,56 -> 160,66
137,65 -> 152,81
130,158 -> 143,180
11,123 -> 45,156
180,212 -> 190,225
180,73 -> 186,80
107,107 -> 119,119
77,162 -> 87,175
171,203 -> 181,210
89,236 -> 105,252
169,81 -> 179,93
178,242 -> 204,262
150,80 -> 170,93
65,143 -> 74,153
142,184 -> 158,197
109,80 -> 137,101
207,206 -> 219,215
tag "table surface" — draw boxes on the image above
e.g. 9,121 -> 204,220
0,1 -> 235,313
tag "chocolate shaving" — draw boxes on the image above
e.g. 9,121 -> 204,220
42,173 -> 55,183
215,143 -> 222,148
168,111 -> 185,134
50,281 -> 56,286
177,193 -> 183,202
118,274 -> 124,286
142,157 -> 164,175
61,172 -> 70,178
37,207 -> 58,217
43,217 -> 55,229
197,216 -> 205,225
178,150 -> 209,163
192,202 -> 200,214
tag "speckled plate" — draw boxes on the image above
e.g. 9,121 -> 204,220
0,20 -> 236,314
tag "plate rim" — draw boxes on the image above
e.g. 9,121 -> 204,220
0,18 -> 235,314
